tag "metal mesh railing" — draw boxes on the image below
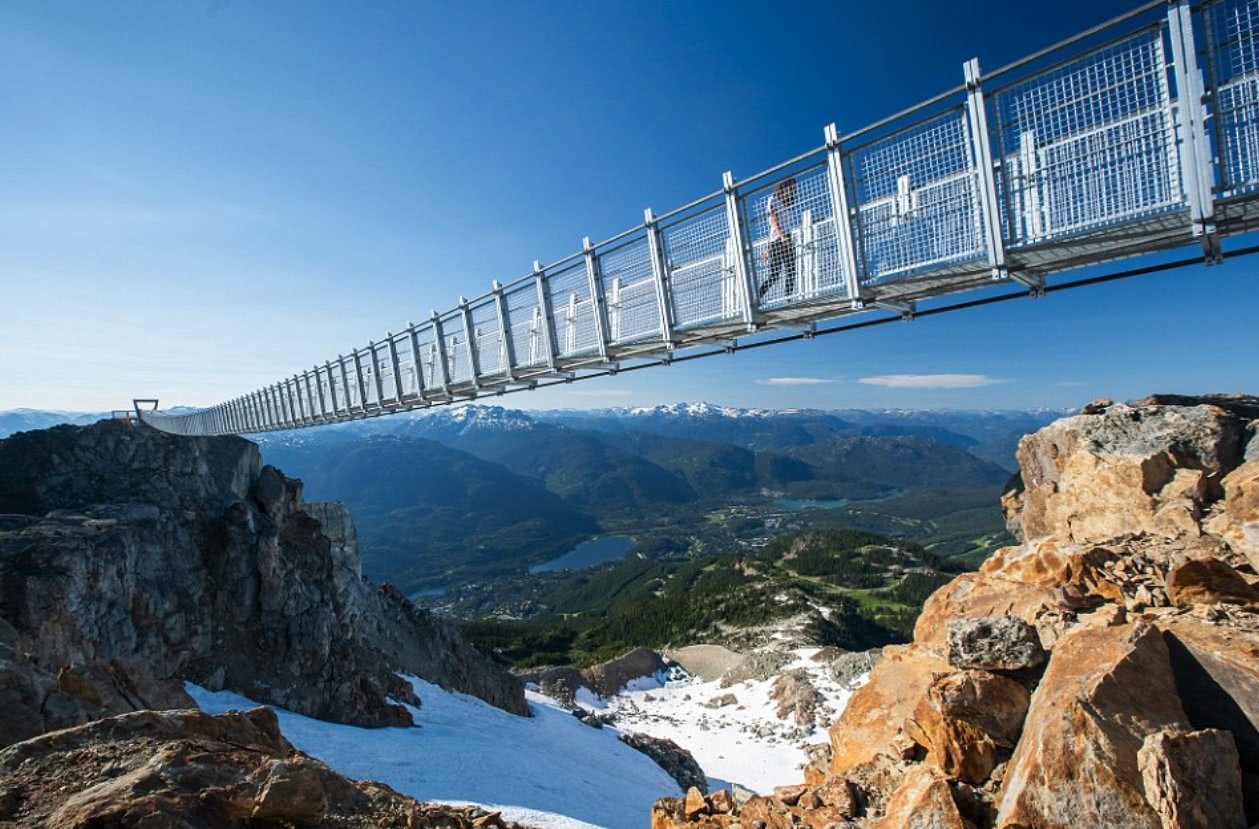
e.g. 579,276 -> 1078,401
994,28 -> 1182,245
139,0 -> 1259,435
546,260 -> 599,358
850,109 -> 986,285
470,298 -> 504,377
742,162 -> 850,309
597,234 -> 661,344
1208,0 -> 1259,194
661,201 -> 739,330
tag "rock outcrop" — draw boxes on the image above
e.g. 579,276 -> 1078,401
0,420 -> 525,747
0,706 -> 530,828
652,394 -> 1259,829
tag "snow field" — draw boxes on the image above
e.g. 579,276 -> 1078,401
188,677 -> 681,829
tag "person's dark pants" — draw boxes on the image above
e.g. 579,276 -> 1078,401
759,237 -> 797,301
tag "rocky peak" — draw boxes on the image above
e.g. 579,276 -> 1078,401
654,394 -> 1259,829
0,420 -> 525,749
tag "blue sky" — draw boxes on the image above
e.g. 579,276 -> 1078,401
2,0 -> 1255,412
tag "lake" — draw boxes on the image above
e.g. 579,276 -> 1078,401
529,535 -> 636,574
773,498 -> 850,511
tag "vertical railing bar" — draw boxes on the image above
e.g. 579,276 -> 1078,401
534,262 -> 559,370
644,208 -> 676,349
458,299 -> 482,391
492,281 -> 517,381
368,341 -> 386,408
1168,0 -> 1222,260
823,124 -> 866,307
432,311 -> 452,395
386,334 -> 404,403
352,349 -> 369,412
407,324 -> 428,401
583,237 -> 611,360
338,357 -> 352,416
964,59 -> 1022,288
722,171 -> 758,328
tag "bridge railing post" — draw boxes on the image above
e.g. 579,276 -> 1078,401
293,376 -> 308,425
823,124 -> 865,307
312,366 -> 327,422
723,171 -> 758,328
405,324 -> 427,402
583,238 -> 611,361
533,262 -> 559,371
644,208 -> 675,350
1167,0 -> 1221,261
367,342 -> 386,409
962,59 -> 1015,286
385,334 -> 404,404
458,299 -> 482,392
491,282 -> 517,382
431,311 -> 452,396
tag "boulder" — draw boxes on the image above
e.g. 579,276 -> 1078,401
1138,728 -> 1246,829
771,669 -> 819,727
913,571 -> 1064,656
871,765 -> 966,829
996,624 -> 1191,829
1006,398 -> 1253,545
829,644 -> 950,776
620,732 -> 708,795
1157,617 -> 1259,782
1210,454 -> 1259,570
0,707 -> 530,828
905,669 -> 1029,784
582,647 -> 664,697
720,648 -> 793,687
946,615 -> 1046,671
1165,557 -> 1259,608
829,648 -> 882,690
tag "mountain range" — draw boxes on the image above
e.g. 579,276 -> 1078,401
1,403 -> 1062,593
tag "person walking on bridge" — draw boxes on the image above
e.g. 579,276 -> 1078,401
759,177 -> 799,302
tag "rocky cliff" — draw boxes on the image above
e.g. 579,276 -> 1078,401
0,419 -> 526,749
653,394 -> 1259,829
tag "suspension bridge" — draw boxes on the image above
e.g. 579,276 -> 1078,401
135,0 -> 1259,436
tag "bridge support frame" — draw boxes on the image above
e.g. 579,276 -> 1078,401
458,299 -> 482,393
723,171 -> 759,329
583,237 -> 611,361
1167,0 -> 1222,262
963,59 -> 1011,284
492,281 -> 517,382
405,325 -> 427,403
533,262 -> 559,371
431,311 -> 452,397
823,124 -> 865,307
643,208 -> 676,349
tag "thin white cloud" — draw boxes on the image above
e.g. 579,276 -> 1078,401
756,377 -> 835,386
858,373 -> 1006,389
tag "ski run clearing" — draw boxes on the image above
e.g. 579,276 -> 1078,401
189,647 -> 864,829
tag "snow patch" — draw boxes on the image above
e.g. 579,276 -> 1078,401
188,676 -> 679,829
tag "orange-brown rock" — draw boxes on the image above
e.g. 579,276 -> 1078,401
683,787 -> 707,819
913,571 -> 1064,655
829,644 -> 949,775
871,765 -> 966,829
1138,728 -> 1246,829
996,624 -> 1192,828
1007,400 -> 1251,546
905,669 -> 1029,784
1157,616 -> 1259,779
1208,450 -> 1259,570
0,706 -> 535,828
1166,557 -> 1259,607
